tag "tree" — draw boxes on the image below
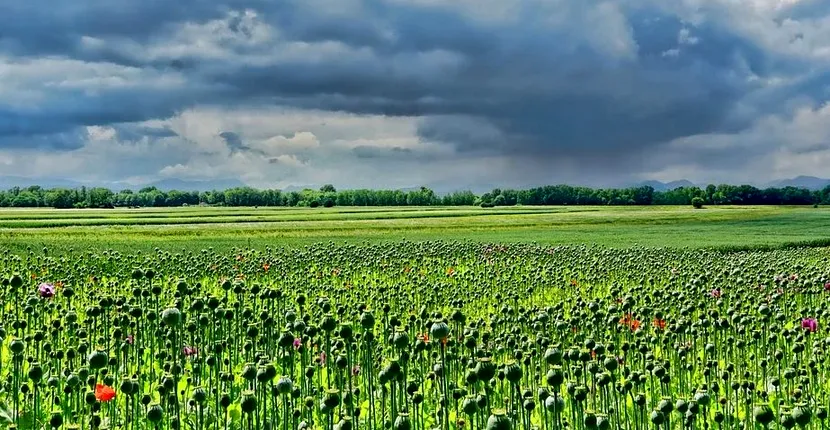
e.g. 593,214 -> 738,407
44,189 -> 75,209
320,184 -> 337,193
88,188 -> 115,208
12,191 -> 39,207
691,197 -> 704,209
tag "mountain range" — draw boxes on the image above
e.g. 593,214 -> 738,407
0,176 -> 246,192
636,176 -> 830,191
0,175 -> 828,193
763,176 -> 830,190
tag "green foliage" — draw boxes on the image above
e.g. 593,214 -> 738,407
1,206 -> 830,254
0,182 -> 827,208
692,197 -> 705,209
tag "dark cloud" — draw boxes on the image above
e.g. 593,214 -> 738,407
1,0 -> 830,184
219,131 -> 248,152
352,145 -> 413,159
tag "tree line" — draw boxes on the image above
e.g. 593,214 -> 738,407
0,183 -> 828,208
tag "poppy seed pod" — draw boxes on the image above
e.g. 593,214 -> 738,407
131,269 -> 144,280
323,389 -> 341,409
394,413 -> 411,430
753,404 -> 775,425
360,312 -> 375,330
147,403 -> 164,423
49,410 -> 63,428
780,411 -> 796,429
475,358 -> 496,382
461,397 -> 479,415
584,411 -> 598,430
240,391 -> 257,414
650,410 -> 665,425
393,331 -> 409,349
28,362 -> 44,383
546,367 -> 564,387
792,403 -> 812,427
544,348 -> 563,365
119,377 -> 134,396
485,409 -> 512,430
276,376 -> 293,395
334,417 -> 353,430
693,390 -> 710,407
241,363 -> 257,381
161,308 -> 182,327
87,350 -> 108,370
10,339 -> 25,355
321,314 -> 337,332
573,385 -> 588,402
192,387 -> 208,405
544,396 -> 565,414
340,323 -> 354,341
430,322 -> 450,341
504,361 -> 522,384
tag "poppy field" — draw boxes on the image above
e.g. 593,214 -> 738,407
1,241 -> 829,430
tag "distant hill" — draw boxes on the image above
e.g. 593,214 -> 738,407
146,178 -> 247,192
636,179 -> 697,191
765,176 -> 830,190
282,185 -> 318,193
0,176 -> 87,190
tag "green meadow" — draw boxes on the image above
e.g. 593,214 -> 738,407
0,205 -> 828,253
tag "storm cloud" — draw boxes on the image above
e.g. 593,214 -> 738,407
1,0 -> 830,188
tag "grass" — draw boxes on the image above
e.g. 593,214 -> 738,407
0,205 -> 828,253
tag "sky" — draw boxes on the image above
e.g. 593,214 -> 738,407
2,0 -> 830,190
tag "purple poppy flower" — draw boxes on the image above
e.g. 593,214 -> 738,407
293,338 -> 302,350
38,283 -> 56,299
183,346 -> 198,357
802,318 -> 818,333
710,289 -> 722,299
319,352 -> 326,367
824,282 -> 830,292
126,335 -> 134,345
351,365 -> 360,376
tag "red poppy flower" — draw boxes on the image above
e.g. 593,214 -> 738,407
95,384 -> 116,402
619,314 -> 641,332
652,319 -> 667,330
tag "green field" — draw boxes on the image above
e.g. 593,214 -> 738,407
0,205 -> 828,253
